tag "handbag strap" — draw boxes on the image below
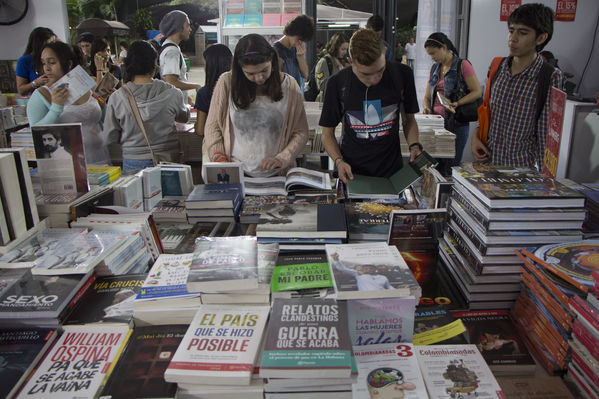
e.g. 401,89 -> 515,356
483,57 -> 504,108
122,84 -> 158,165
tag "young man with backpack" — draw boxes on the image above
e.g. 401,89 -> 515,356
471,3 -> 562,170
158,10 -> 202,94
318,29 -> 421,183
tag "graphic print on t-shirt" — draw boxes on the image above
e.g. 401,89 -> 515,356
346,100 -> 398,140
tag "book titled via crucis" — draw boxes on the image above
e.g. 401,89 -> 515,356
164,304 -> 270,385
16,324 -> 131,399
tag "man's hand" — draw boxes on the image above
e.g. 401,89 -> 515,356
295,41 -> 306,57
409,146 -> 422,163
259,157 -> 282,171
471,134 -> 489,162
337,160 -> 353,184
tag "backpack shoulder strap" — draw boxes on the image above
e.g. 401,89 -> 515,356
535,61 -> 555,123
483,57 -> 505,106
325,55 -> 334,75
158,42 -> 182,68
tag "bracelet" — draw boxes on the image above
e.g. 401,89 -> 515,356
333,157 -> 343,165
31,80 -> 38,89
409,142 -> 423,151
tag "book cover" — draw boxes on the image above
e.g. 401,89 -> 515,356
63,274 -> 146,325
185,183 -> 242,210
160,165 -> 193,197
452,310 -> 536,375
239,195 -> 288,224
415,344 -> 505,399
171,222 -> 217,254
0,153 -> 27,240
243,167 -> 331,196
16,324 -> 131,399
243,13 -> 263,26
346,202 -> 414,241
452,163 -> 585,208
31,124 -> 88,196
48,65 -> 97,106
99,324 -> 187,399
0,270 -> 91,320
352,343 -> 428,399
497,376 -> 574,399
0,228 -> 84,268
0,328 -> 57,399
262,13 -> 281,26
534,241 -> 599,288
256,203 -> 346,239
270,253 -> 332,292
136,254 -> 198,302
257,242 -> 279,291
165,304 -> 270,385
387,209 -> 445,285
325,242 -> 421,300
30,231 -> 125,275
414,307 -> 469,345
0,148 -> 39,231
347,297 -> 417,346
260,298 -> 353,378
187,236 -> 258,292
224,14 -> 244,27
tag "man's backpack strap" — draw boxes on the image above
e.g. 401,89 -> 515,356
535,61 -> 555,123
158,42 -> 183,69
325,55 -> 333,76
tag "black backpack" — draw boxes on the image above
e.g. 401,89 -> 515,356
304,55 -> 333,101
154,42 -> 184,80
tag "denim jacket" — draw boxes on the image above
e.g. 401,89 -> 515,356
428,54 -> 468,126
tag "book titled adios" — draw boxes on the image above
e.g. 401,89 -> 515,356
164,304 -> 270,385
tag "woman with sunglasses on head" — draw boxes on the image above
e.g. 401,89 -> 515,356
204,34 -> 308,177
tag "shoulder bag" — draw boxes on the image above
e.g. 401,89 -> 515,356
449,59 -> 482,123
122,84 -> 158,165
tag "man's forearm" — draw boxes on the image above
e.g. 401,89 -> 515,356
164,75 -> 200,91
321,126 -> 342,161
403,116 -> 419,146
298,55 -> 309,80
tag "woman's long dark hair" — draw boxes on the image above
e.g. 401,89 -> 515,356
204,44 -> 232,96
89,38 -> 116,76
25,27 -> 55,74
40,42 -> 79,76
231,34 -> 282,110
424,32 -> 459,55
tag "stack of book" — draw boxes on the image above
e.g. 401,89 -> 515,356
256,203 -> 346,251
9,127 -> 35,160
187,236 -> 269,305
87,165 -> 121,183
260,298 -> 355,398
87,171 -> 110,186
511,249 -> 584,375
270,252 -> 333,300
185,183 -> 243,224
140,166 -> 162,211
441,163 -> 586,310
152,197 -> 188,224
239,195 -> 288,224
160,163 -> 193,197
565,294 -> 599,398
112,175 -> 143,210
165,304 -> 270,398
91,230 -> 151,276
433,128 -> 457,156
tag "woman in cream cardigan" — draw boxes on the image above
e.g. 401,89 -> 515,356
204,33 -> 308,177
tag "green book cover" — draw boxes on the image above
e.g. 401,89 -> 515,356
270,253 -> 332,292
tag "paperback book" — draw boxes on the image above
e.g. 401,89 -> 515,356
352,342 -> 428,399
415,344 -> 505,399
270,253 -> 332,293
99,324 -> 188,399
135,253 -> 199,304
188,236 -> 258,292
325,242 -> 421,300
0,328 -> 57,399
185,183 -> 242,210
414,306 -> 469,345
453,309 -> 536,376
345,202 -> 414,241
165,304 -> 270,385
16,324 -> 131,399
534,240 -> 599,288
63,274 -> 146,326
347,296 -> 417,346
260,298 -> 353,378
256,203 -> 347,239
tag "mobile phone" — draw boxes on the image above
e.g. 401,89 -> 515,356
58,83 -> 69,89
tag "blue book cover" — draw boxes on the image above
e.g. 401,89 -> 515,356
224,14 -> 244,27
161,169 -> 184,196
136,254 -> 199,300
244,14 -> 263,27
185,183 -> 242,209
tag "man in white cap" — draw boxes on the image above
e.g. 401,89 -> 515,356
158,10 -> 201,94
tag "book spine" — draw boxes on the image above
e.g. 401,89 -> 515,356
571,348 -> 599,388
520,270 -> 572,333
570,295 -> 599,332
521,249 -> 588,294
444,228 -> 485,274
572,320 -> 599,360
447,212 -> 488,255
450,189 -> 489,227
516,251 -> 570,307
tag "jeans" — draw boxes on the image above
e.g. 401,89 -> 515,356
437,122 -> 469,176
122,158 -> 154,173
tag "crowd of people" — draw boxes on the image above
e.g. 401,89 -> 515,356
19,3 -> 562,181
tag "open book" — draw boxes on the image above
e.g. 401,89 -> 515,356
346,151 -> 437,200
436,92 -> 456,113
244,167 -> 332,196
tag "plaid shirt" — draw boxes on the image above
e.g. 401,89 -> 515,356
487,56 -> 562,169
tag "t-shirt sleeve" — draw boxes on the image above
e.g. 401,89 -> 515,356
160,46 -> 182,77
318,72 -> 344,127
461,60 -> 476,79
399,64 -> 420,114
16,55 -> 35,81
194,87 -> 211,113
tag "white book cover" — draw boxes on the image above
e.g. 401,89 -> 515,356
16,324 -> 131,398
135,253 -> 199,302
165,304 -> 270,385
0,153 -> 27,240
140,166 -> 162,199
415,344 -> 505,399
325,243 -> 421,300
353,343 -> 428,399
48,65 -> 97,106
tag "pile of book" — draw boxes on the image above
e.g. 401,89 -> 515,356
141,166 -> 163,211
160,163 -> 194,197
256,203 -> 346,251
441,163 -> 586,310
152,197 -> 188,224
87,165 -> 121,183
8,127 -> 35,160
185,183 -> 243,224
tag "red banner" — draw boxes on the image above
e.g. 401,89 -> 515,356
500,0 -> 522,21
542,87 -> 567,179
556,0 -> 577,21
